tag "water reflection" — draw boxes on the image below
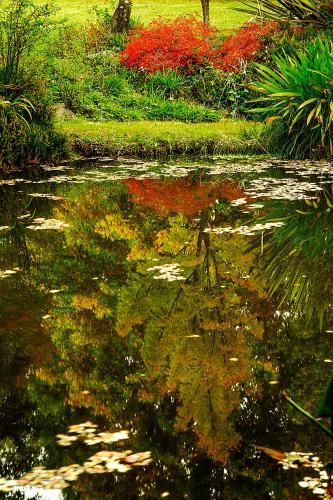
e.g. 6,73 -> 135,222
0,159 -> 333,498
251,183 -> 333,329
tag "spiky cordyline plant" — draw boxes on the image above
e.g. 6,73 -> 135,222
237,0 -> 333,28
249,36 -> 333,158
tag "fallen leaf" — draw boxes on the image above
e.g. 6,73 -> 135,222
255,446 -> 287,461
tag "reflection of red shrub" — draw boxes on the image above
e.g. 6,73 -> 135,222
125,178 -> 249,216
119,17 -> 216,73
215,22 -> 279,72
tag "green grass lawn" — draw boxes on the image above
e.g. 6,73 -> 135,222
58,118 -> 265,157
53,0 -> 249,31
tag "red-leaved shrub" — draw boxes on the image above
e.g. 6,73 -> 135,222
120,17 -> 279,74
119,17 -> 217,73
214,22 -> 279,72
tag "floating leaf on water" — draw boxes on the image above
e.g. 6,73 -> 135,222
255,446 -> 287,461
0,423 -> 151,492
28,193 -> 64,201
97,430 -> 130,443
122,452 -> 152,465
147,263 -> 186,282
0,268 -> 20,280
313,487 -> 326,495
205,221 -> 285,237
230,198 -> 247,207
26,218 -> 70,230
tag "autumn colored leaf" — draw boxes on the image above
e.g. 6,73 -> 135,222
255,445 -> 287,461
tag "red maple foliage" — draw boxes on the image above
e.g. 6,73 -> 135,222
120,17 -> 279,74
119,17 -> 217,73
125,178 -> 250,216
214,22 -> 279,72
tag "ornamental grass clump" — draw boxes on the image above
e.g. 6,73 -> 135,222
250,36 -> 333,158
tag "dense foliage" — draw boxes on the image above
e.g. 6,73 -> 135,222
214,22 -> 278,71
119,17 -> 216,73
120,17 -> 278,74
0,0 -> 67,167
251,36 -> 333,158
2,0 -> 332,164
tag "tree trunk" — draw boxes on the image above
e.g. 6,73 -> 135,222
201,0 -> 210,25
112,0 -> 132,34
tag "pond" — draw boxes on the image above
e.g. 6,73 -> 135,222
0,156 -> 333,499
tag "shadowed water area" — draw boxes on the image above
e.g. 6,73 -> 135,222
1,157 -> 333,499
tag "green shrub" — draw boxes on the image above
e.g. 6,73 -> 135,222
104,73 -> 132,97
0,95 -> 68,166
188,67 -> 254,116
144,70 -> 186,99
128,95 -> 220,122
0,0 -> 55,86
0,0 -> 68,167
250,35 -> 333,158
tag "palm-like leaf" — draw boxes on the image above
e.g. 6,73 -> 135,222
237,0 -> 333,27
249,37 -> 333,158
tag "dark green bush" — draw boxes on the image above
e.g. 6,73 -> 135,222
0,0 -> 68,168
188,67 -> 254,116
0,96 -> 68,166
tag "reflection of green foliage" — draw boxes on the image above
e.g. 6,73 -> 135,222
2,174 -> 333,498
253,186 -> 333,328
115,207 -> 267,462
318,375 -> 333,421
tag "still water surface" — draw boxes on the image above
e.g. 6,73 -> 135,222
1,157 -> 333,499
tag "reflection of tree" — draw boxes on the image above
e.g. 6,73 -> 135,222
28,181 -> 232,497
252,184 -> 333,328
3,173 -> 331,498
0,266 -> 64,484
126,177 -> 249,216
113,179 -> 267,462
35,177 -> 267,466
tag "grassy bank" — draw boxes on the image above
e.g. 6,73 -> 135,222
58,118 -> 266,158
52,0 -> 248,31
